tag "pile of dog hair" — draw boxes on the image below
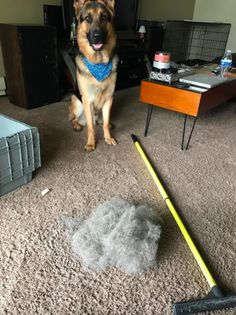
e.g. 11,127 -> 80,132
63,198 -> 161,273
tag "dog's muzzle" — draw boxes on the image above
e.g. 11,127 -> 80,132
88,29 -> 107,51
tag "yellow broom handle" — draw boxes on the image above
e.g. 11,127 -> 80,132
132,135 -> 217,289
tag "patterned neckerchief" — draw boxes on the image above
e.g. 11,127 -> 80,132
83,57 -> 112,81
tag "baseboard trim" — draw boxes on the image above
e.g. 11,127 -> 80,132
0,77 -> 6,96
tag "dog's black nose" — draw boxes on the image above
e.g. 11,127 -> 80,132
92,29 -> 102,42
88,28 -> 107,50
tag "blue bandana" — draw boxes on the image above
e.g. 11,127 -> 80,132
83,57 -> 112,82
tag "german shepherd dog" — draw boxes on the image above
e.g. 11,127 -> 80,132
69,0 -> 118,152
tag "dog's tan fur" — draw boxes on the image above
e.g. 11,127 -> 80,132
69,0 -> 118,152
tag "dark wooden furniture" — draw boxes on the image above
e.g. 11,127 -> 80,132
0,24 -> 60,109
140,78 -> 236,150
116,31 -> 147,89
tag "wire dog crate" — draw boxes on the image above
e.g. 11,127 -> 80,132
162,20 -> 231,64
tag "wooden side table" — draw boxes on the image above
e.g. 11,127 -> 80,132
140,79 -> 236,150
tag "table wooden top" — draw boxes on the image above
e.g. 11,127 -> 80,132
140,78 -> 236,117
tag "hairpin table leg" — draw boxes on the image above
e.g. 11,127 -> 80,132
144,104 -> 153,137
181,115 -> 198,150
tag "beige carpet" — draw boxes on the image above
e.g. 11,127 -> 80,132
0,87 -> 236,314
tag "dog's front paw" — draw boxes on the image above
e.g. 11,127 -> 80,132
104,137 -> 118,146
85,143 -> 96,152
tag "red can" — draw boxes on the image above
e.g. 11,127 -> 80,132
153,51 -> 171,70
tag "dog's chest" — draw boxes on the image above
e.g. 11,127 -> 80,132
87,83 -> 103,104
76,55 -> 118,108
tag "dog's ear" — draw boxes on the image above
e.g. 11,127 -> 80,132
74,0 -> 87,18
102,0 -> 115,12
107,0 -> 115,9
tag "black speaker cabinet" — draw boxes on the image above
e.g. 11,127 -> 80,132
0,24 -> 60,108
116,44 -> 147,90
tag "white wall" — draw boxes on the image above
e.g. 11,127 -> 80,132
0,0 -> 61,77
138,0 -> 195,21
193,0 -> 236,52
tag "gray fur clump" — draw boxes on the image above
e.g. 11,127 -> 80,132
63,198 -> 161,273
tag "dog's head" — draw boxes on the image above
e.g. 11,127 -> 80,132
74,0 -> 116,62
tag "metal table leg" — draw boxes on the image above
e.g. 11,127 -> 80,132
144,104 -> 153,137
181,115 -> 198,150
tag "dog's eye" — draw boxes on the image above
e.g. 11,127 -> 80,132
100,14 -> 108,23
84,15 -> 92,23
